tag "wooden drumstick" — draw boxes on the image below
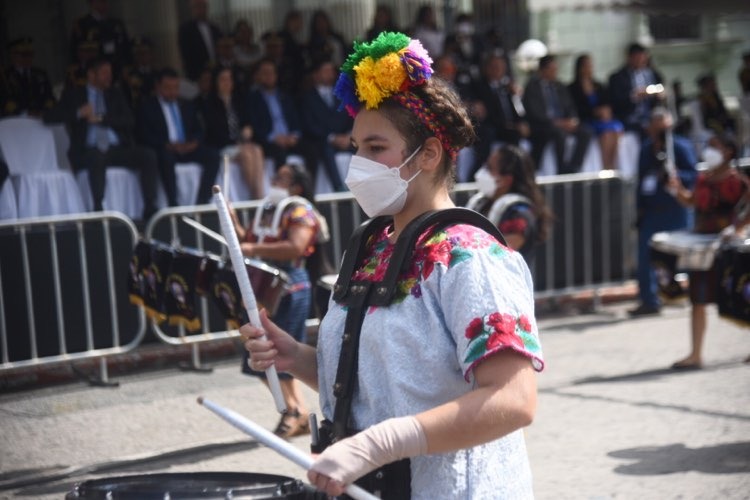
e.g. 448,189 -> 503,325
213,185 -> 287,414
198,397 -> 379,500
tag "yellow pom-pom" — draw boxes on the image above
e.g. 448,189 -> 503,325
374,53 -> 407,94
354,57 -> 384,109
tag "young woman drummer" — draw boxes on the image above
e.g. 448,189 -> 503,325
240,32 -> 544,498
231,162 -> 324,438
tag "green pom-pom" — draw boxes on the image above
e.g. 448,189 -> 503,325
339,32 -> 410,75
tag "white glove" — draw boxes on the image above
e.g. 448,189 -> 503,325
309,416 -> 428,486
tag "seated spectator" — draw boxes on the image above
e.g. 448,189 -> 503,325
69,0 -> 131,78
523,54 -> 592,174
409,4 -> 445,58
121,36 -> 157,110
365,5 -> 398,41
232,20 -> 262,71
608,43 -> 664,137
44,57 -> 158,220
740,51 -> 750,96
1,37 -> 56,117
138,67 -> 220,206
307,10 -> 347,69
470,51 -> 530,177
433,54 -> 471,99
200,67 -> 266,199
442,13 -> 483,83
277,10 -> 306,95
696,73 -> 735,136
300,59 -> 353,192
65,36 -> 100,90
213,35 -> 249,91
247,58 -> 315,176
568,54 -> 623,169
178,0 -> 222,82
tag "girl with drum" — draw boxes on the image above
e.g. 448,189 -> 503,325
241,32 -> 543,498
468,144 -> 552,266
668,133 -> 750,369
230,162 -> 326,438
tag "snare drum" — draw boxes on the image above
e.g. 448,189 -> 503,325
244,258 -> 290,316
716,241 -> 750,328
65,471 -> 316,499
649,231 -> 720,271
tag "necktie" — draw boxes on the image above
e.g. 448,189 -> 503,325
94,90 -> 109,151
170,102 -> 186,143
545,82 -> 561,119
496,85 -> 512,121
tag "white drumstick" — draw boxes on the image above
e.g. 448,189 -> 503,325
223,154 -> 231,198
198,397 -> 379,500
213,185 -> 286,414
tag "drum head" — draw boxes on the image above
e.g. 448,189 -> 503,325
66,472 -> 306,499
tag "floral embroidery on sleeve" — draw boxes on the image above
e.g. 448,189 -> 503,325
463,311 -> 543,379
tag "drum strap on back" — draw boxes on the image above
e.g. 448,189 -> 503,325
323,209 -> 506,499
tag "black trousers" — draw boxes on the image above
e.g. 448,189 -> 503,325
531,125 -> 593,175
262,139 -> 318,180
473,122 -> 523,179
69,144 -> 159,219
154,144 -> 220,206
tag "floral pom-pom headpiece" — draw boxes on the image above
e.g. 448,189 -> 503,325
334,32 -> 457,159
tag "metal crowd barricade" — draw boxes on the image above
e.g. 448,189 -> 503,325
142,194 -> 365,370
145,172 -> 635,369
0,212 -> 145,386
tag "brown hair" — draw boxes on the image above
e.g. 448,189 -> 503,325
377,77 -> 475,189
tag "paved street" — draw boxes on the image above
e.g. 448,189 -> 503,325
1,300 -> 749,499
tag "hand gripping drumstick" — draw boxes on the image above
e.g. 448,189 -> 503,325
198,397 -> 379,500
212,185 -> 287,414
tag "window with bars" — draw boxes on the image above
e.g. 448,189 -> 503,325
648,13 -> 701,41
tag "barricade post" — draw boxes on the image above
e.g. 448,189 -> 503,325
0,211 -> 145,386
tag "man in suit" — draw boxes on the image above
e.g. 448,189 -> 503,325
121,37 -> 157,111
248,58 -> 315,175
608,43 -> 664,137
137,67 -> 220,206
300,59 -> 352,192
469,52 -> 529,176
523,54 -> 592,174
44,57 -> 158,219
1,37 -> 56,117
178,0 -> 222,81
69,0 -> 131,78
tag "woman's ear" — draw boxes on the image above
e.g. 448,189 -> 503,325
418,136 -> 444,173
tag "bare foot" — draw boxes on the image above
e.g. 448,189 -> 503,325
671,356 -> 702,370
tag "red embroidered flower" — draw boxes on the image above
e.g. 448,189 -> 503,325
486,329 -> 522,351
488,312 -> 516,336
518,315 -> 532,332
465,317 -> 484,339
423,239 -> 453,279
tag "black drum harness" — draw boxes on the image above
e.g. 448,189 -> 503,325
312,208 -> 506,499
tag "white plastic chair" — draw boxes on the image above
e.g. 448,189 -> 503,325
537,135 -> 602,177
314,152 -> 351,195
0,178 -> 18,219
155,162 -> 203,207
0,117 -> 85,218
215,146 -> 252,201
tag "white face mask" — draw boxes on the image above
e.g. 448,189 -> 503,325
345,147 -> 422,217
474,167 -> 498,198
702,146 -> 724,169
266,186 -> 289,205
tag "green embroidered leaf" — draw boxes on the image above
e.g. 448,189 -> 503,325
449,247 -> 473,267
489,243 -> 508,258
519,331 -> 540,351
464,332 -> 490,364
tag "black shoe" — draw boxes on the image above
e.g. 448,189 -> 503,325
628,304 -> 661,317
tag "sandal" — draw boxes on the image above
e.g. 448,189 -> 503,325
273,409 -> 311,439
